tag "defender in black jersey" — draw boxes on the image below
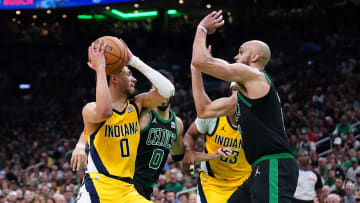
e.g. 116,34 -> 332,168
191,11 -> 298,203
134,106 -> 184,200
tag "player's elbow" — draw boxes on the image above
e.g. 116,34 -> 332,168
197,110 -> 211,119
191,56 -> 209,69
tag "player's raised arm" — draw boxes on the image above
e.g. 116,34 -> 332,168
82,43 -> 113,124
191,11 -> 263,84
126,47 -> 175,112
191,64 -> 235,118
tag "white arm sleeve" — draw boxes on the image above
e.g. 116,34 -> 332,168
128,56 -> 175,98
195,117 -> 217,135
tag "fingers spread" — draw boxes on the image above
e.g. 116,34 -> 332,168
209,11 -> 217,17
213,10 -> 222,19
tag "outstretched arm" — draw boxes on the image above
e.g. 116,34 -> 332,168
182,120 -> 231,173
125,46 -> 175,112
191,65 -> 235,118
191,11 -> 262,83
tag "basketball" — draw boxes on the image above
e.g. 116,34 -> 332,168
89,36 -> 128,75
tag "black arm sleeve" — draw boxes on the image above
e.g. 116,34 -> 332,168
172,154 -> 184,162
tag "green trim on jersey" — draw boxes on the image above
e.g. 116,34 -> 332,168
237,91 -> 252,108
134,175 -> 157,188
261,70 -> 272,85
173,111 -> 178,137
152,109 -> 174,123
269,159 -> 279,203
140,111 -> 153,133
251,152 -> 294,168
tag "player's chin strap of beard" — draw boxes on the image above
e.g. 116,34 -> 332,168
157,96 -> 174,111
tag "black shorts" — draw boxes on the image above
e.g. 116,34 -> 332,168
228,155 -> 299,203
133,177 -> 153,200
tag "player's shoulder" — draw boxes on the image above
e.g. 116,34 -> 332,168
176,116 -> 183,128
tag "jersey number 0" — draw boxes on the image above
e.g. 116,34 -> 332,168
120,138 -> 130,157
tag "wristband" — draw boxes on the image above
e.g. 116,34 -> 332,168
198,25 -> 208,34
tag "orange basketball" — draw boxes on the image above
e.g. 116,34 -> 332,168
89,36 -> 128,75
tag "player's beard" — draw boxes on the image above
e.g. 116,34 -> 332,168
158,101 -> 170,111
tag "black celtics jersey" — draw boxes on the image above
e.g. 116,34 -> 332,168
134,109 -> 178,183
234,71 -> 292,164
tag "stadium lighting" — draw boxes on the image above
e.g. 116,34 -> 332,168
167,9 -> 178,15
78,15 -> 93,20
77,15 -> 105,20
110,9 -> 158,20
167,9 -> 182,17
94,15 -> 105,19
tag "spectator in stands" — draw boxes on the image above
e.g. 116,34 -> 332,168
177,193 -> 188,203
318,157 -> 328,178
188,193 -> 197,203
331,177 -> 345,196
332,137 -> 344,155
300,134 -> 316,153
327,193 -> 341,203
344,142 -> 356,158
164,190 -> 176,203
333,116 -> 352,139
322,185 -> 331,200
346,158 -> 360,182
344,182 -> 355,203
165,172 -> 183,194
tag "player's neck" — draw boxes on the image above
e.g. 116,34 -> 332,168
111,90 -> 128,110
250,62 -> 264,71
299,164 -> 310,170
154,108 -> 170,120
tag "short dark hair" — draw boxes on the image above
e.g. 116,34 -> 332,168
158,69 -> 175,85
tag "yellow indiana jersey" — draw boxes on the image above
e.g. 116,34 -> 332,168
202,116 -> 251,185
84,101 -> 140,179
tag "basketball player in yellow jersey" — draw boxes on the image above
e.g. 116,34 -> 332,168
76,42 -> 174,203
182,62 -> 251,203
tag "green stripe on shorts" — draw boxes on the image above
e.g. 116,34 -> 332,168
269,159 -> 278,203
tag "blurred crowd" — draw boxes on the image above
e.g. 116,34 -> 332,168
1,6 -> 360,203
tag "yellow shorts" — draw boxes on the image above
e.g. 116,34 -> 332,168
197,172 -> 249,203
76,173 -> 151,203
